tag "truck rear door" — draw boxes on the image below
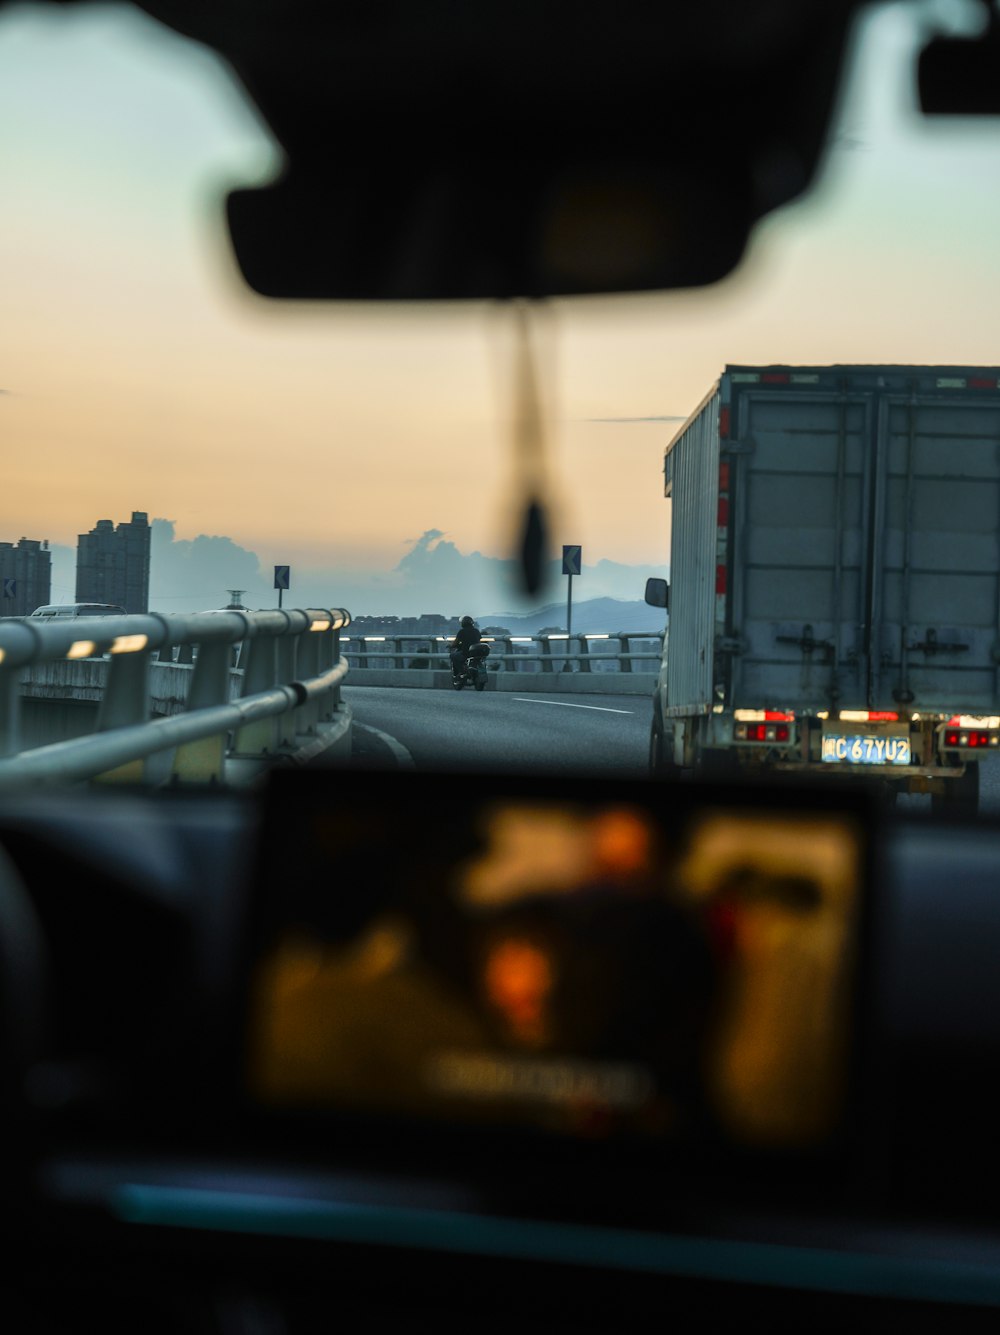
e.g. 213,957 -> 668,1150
871,391 -> 1000,713
728,382 -> 873,712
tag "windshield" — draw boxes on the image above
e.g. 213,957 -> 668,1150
1,0 -> 998,806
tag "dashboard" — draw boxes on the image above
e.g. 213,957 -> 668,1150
2,771 -> 1000,1332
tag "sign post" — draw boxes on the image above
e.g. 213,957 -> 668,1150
273,564 -> 291,610
562,544 -> 582,641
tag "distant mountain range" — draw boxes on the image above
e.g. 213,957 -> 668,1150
481,597 -> 666,636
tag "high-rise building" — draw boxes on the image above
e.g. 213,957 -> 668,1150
76,511 -> 151,614
0,537 -> 52,616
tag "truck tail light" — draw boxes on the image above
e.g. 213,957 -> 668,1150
945,730 -> 1000,748
736,723 -> 790,743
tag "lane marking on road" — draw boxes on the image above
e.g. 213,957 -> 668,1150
512,698 -> 634,715
353,721 -> 416,769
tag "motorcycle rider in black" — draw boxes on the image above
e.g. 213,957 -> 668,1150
449,616 -> 482,682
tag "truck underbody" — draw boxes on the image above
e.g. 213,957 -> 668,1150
651,705 -> 986,811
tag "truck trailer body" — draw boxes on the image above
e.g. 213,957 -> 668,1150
647,365 -> 1000,807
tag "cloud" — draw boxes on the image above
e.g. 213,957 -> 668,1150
43,525 -> 269,611
396,531 -> 488,576
149,518 -> 269,611
403,528 -> 445,546
390,531 -> 513,612
376,529 -> 665,617
106,522 -> 666,620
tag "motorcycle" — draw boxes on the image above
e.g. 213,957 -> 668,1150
451,641 -> 490,691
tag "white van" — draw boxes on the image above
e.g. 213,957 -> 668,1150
30,603 -> 128,619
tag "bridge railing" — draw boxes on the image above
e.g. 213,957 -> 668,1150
0,608 -> 351,789
344,632 -> 663,673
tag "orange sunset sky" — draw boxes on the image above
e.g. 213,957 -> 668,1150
3,1 -> 1000,612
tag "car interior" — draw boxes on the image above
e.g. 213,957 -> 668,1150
4,1 -> 1000,1330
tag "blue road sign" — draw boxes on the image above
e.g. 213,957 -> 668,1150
562,545 -> 582,577
2,577 -> 15,598
273,565 -> 291,591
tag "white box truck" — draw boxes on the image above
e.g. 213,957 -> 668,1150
645,365 -> 1000,810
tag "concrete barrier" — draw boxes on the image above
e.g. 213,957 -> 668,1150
20,658 -> 242,716
2,608 -> 351,787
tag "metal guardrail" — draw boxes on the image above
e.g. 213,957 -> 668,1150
344,632 -> 663,673
0,608 -> 350,788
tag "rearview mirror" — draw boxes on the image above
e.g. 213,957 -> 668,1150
214,5 -> 857,300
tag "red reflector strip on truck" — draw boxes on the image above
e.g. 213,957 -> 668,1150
730,370 -> 820,387
937,376 -> 1000,389
719,406 -> 730,438
840,710 -> 899,723
715,565 -> 727,595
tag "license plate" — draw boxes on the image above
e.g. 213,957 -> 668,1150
821,734 -> 911,766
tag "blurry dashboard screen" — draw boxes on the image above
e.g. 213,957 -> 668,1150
245,772 -> 868,1153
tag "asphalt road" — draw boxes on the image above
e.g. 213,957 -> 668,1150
344,684 -> 651,777
343,683 -> 1000,810
978,758 -> 1000,813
